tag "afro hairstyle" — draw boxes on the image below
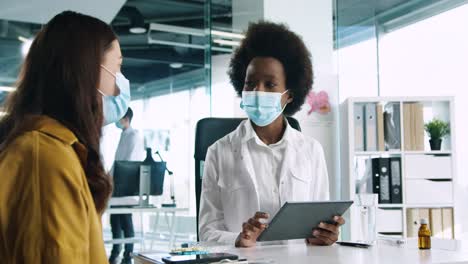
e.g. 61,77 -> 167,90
228,21 -> 313,116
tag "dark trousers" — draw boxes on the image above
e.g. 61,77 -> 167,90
110,214 -> 135,259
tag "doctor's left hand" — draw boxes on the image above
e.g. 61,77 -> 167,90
306,216 -> 345,246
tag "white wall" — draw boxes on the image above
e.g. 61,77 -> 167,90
263,0 -> 340,199
211,54 -> 244,118
337,39 -> 379,103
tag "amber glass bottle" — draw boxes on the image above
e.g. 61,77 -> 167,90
418,218 -> 431,250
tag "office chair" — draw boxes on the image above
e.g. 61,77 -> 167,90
194,117 -> 301,241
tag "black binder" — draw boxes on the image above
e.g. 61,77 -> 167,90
390,157 -> 402,204
372,158 -> 391,204
371,158 -> 381,195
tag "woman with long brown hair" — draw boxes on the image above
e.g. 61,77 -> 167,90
0,11 -> 130,263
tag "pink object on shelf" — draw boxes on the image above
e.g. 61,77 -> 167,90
307,90 -> 331,115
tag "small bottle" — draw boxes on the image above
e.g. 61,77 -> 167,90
418,218 -> 431,250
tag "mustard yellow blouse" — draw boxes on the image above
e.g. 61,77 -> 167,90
0,116 -> 107,263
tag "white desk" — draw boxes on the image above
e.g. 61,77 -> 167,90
103,206 -> 189,250
106,206 -> 188,214
133,239 -> 468,264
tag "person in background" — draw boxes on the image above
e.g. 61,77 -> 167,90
198,21 -> 345,247
109,107 -> 144,264
0,11 -> 130,263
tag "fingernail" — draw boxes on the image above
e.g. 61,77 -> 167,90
319,222 -> 325,227
313,231 -> 319,236
334,216 -> 339,221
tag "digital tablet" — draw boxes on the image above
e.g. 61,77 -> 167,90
257,201 -> 353,242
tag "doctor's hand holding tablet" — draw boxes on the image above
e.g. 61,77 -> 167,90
235,208 -> 347,248
235,212 -> 269,247
307,215 -> 346,246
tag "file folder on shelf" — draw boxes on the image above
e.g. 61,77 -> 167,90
354,104 -> 365,151
365,103 -> 378,151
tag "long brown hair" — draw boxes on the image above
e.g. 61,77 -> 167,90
0,11 -> 115,213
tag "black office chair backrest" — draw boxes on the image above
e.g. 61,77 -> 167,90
194,117 -> 301,240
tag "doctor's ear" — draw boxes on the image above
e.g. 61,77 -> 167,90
286,91 -> 293,104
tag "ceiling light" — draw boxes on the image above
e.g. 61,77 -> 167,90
211,30 -> 245,39
149,23 -> 204,36
0,86 -> 16,92
213,39 -> 240,47
122,6 -> 147,34
18,36 -> 29,42
18,36 -> 33,57
130,27 -> 147,34
169,63 -> 183,69
130,26 -> 147,34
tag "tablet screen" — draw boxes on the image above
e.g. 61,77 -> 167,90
257,201 -> 353,242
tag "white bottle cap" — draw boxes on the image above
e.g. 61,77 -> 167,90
420,218 -> 428,225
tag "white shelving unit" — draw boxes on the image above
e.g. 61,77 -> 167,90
340,96 -> 457,241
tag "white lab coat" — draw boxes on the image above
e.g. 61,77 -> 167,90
114,126 -> 145,162
199,120 -> 329,244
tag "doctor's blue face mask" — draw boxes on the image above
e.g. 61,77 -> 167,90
240,90 -> 289,127
98,65 -> 131,126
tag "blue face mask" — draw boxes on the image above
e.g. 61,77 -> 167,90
115,121 -> 124,130
98,65 -> 131,126
240,90 -> 289,127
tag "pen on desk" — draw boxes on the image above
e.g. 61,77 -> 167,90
217,259 -> 248,264
380,238 -> 406,246
336,241 -> 371,248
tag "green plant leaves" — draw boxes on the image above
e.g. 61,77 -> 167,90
424,118 -> 450,140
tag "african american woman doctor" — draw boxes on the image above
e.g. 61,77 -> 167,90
199,21 -> 345,248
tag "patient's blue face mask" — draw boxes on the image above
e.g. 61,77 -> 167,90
240,90 -> 289,127
115,120 -> 124,130
98,65 -> 131,126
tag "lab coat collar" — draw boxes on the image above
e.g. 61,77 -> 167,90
241,117 -> 294,145
228,118 -> 306,208
229,119 -> 303,150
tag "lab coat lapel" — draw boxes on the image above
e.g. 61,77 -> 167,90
239,142 -> 261,211
278,135 -> 299,205
231,121 -> 261,212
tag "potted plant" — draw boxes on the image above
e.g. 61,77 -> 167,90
424,118 -> 450,151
